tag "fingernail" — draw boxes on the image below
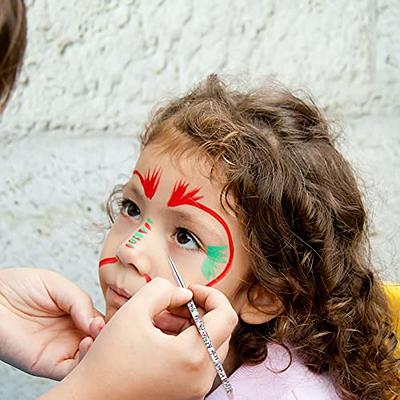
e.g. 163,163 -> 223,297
179,288 -> 193,297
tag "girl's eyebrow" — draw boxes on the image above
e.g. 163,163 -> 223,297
124,181 -> 227,241
123,182 -> 145,201
168,208 -> 226,241
133,168 -> 161,200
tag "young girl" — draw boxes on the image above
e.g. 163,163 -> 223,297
98,75 -> 400,399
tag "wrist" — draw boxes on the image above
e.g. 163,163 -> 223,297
38,366 -> 109,400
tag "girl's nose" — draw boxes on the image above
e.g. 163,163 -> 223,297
116,220 -> 163,279
117,241 -> 153,278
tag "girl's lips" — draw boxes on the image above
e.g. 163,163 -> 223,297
106,278 -> 150,309
108,285 -> 132,308
110,285 -> 132,299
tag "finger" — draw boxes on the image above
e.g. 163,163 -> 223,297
124,278 -> 192,319
153,299 -> 207,334
189,284 -> 233,314
43,271 -> 97,335
89,316 -> 105,338
179,285 -> 238,350
153,310 -> 192,334
51,357 -> 80,381
78,336 -> 94,362
166,303 -> 193,319
216,336 -> 231,363
93,308 -> 105,318
157,302 -> 205,328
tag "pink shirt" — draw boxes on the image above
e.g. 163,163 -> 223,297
206,344 -> 340,400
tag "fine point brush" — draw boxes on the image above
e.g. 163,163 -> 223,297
167,256 -> 234,399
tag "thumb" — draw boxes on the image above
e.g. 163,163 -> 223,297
42,270 -> 96,335
153,310 -> 192,334
124,278 -> 192,320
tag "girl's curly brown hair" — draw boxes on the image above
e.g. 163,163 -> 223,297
114,75 -> 400,399
0,0 -> 26,112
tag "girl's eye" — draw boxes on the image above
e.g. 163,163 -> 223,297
121,199 -> 141,220
175,228 -> 200,251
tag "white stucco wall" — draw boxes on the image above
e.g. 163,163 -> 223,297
0,0 -> 399,398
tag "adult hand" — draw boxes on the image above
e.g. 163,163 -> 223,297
41,278 -> 238,400
0,268 -> 104,380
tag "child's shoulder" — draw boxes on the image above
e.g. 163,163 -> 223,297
206,344 -> 340,400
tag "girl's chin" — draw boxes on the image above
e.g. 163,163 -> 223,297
104,306 -> 118,322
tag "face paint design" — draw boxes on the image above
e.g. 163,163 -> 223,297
99,257 -> 118,268
167,181 -> 234,286
99,218 -> 153,269
133,168 -> 161,200
125,217 -> 154,249
202,245 -> 228,280
99,255 -> 151,283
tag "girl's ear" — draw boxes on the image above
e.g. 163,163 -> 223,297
238,286 -> 284,325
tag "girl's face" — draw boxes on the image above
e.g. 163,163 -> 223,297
99,144 -> 250,322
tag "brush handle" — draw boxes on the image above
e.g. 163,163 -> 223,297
186,299 -> 233,397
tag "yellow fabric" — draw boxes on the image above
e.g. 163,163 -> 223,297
383,283 -> 400,355
383,283 -> 400,400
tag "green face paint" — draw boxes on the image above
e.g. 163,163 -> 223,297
125,218 -> 154,249
201,245 -> 228,280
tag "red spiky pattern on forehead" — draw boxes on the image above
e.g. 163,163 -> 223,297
133,168 -> 161,200
167,181 -> 204,207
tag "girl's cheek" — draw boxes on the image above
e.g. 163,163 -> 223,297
169,250 -> 204,285
99,231 -> 119,259
98,269 -> 109,296
101,216 -> 140,255
112,215 -> 140,235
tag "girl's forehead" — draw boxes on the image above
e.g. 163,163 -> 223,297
134,145 -> 219,195
130,148 -> 244,232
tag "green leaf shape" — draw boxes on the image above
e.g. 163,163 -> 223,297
201,245 -> 228,280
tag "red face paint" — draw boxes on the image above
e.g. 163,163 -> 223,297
167,181 -> 203,207
167,181 -> 234,286
133,168 -> 161,200
99,257 -> 119,268
100,256 -> 151,283
125,217 -> 154,249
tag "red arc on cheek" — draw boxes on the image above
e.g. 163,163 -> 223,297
133,168 -> 161,200
99,257 -> 118,268
99,257 -> 152,282
167,181 -> 234,286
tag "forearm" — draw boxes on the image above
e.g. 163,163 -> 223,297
38,373 -> 110,400
38,361 -> 150,400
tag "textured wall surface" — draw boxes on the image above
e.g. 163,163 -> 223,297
0,0 -> 399,398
